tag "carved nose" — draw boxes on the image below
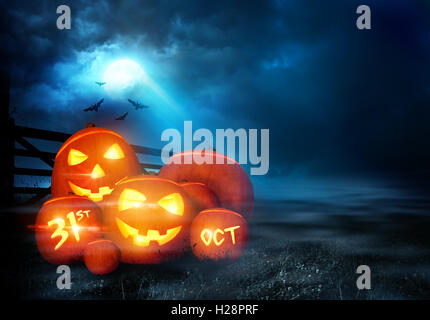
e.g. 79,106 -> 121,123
91,164 -> 105,179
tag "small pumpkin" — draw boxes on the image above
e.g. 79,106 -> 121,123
51,126 -> 141,204
35,196 -> 102,264
84,240 -> 121,275
190,208 -> 249,263
103,176 -> 195,264
159,150 -> 254,220
180,182 -> 219,212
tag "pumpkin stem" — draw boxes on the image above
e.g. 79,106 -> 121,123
86,122 -> 96,128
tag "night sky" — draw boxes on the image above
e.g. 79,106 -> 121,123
3,1 -> 430,197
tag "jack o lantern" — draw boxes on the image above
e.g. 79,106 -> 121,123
159,150 -> 254,220
103,176 -> 195,264
190,208 -> 249,263
51,126 -> 141,204
84,240 -> 121,275
180,182 -> 219,212
35,196 -> 102,264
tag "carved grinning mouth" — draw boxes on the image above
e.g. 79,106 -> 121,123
68,181 -> 113,202
116,218 -> 182,246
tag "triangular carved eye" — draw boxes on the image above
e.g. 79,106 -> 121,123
104,143 -> 125,159
119,188 -> 147,212
158,193 -> 184,216
68,149 -> 88,166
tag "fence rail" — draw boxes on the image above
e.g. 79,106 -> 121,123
12,122 -> 162,204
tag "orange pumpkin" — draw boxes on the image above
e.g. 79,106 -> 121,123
190,208 -> 249,263
159,150 -> 254,220
103,176 -> 195,264
84,240 -> 121,275
51,126 -> 141,204
35,196 -> 102,264
180,182 -> 219,212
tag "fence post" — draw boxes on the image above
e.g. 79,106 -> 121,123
0,70 -> 14,206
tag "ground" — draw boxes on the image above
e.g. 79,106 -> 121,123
3,187 -> 430,300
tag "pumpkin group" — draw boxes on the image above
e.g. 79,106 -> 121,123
35,127 -> 255,274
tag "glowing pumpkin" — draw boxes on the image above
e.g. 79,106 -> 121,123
103,176 -> 195,264
180,182 -> 219,212
84,240 -> 121,275
190,208 -> 249,263
159,150 -> 254,220
35,196 -> 102,264
51,126 -> 141,204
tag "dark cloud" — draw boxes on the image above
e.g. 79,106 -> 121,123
3,0 -> 430,177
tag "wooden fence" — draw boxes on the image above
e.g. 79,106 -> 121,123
11,120 -> 162,204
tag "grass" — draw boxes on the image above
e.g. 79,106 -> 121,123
3,196 -> 430,300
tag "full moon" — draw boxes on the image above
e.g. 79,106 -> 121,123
103,59 -> 147,100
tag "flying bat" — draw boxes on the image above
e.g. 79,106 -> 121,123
127,98 -> 149,110
83,99 -> 104,112
115,112 -> 128,120
95,81 -> 106,86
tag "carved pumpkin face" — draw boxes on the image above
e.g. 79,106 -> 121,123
103,176 -> 195,264
190,208 -> 249,263
35,196 -> 103,264
51,127 -> 141,203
